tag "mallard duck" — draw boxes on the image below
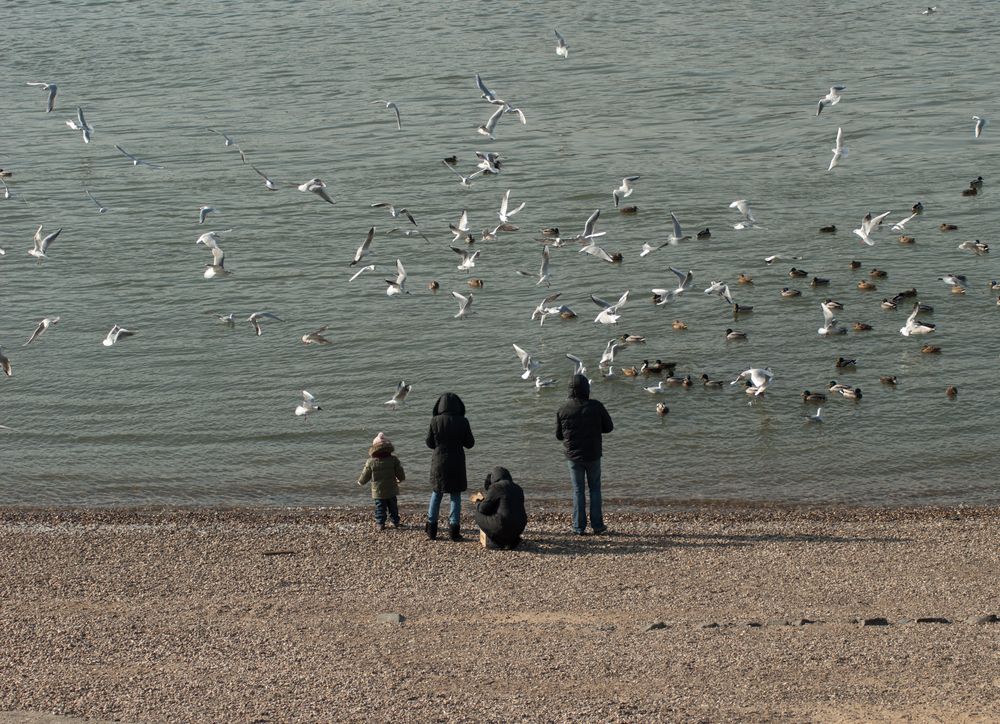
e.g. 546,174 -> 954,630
921,344 -> 941,354
802,390 -> 827,403
840,386 -> 863,400
849,260 -> 862,269
811,276 -> 830,287
823,298 -> 845,310
950,285 -> 966,295
880,299 -> 897,310
857,280 -> 877,291
559,309 -> 577,320
970,176 -> 984,191
641,360 -> 674,375
870,268 -> 888,278
829,380 -> 851,393
911,201 -> 924,214
540,227 -> 560,238
789,267 -> 808,278
819,225 -> 837,233
961,187 -> 978,197
618,205 -> 638,215
853,322 -> 873,331
696,228 -> 711,239
665,374 -> 690,386
619,334 -> 646,344
732,303 -> 754,315
443,156 -> 458,165
468,278 -> 484,288
880,375 -> 897,386
893,288 -> 918,300
725,328 -> 747,340
0,168 -> 12,179
780,287 -> 802,298
428,280 -> 440,293
656,402 -> 669,416
672,320 -> 688,330
946,385 -> 958,398
939,223 -> 959,231
700,374 -> 724,389
835,357 -> 856,369
737,273 -> 754,285
621,366 -> 639,377
898,235 -> 916,244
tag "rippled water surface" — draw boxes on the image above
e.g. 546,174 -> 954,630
2,1 -> 999,506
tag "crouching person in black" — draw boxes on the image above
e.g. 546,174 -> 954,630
472,466 -> 527,550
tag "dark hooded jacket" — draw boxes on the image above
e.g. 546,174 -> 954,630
426,392 -> 475,493
555,374 -> 614,461
474,466 -> 528,549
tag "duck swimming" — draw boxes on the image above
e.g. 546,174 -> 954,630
835,357 -> 856,369
820,225 -> 837,233
802,390 -> 827,403
780,287 -> 801,297
857,280 -> 877,291
696,228 -> 711,239
789,267 -> 808,278
725,328 -> 747,340
852,322 -> 873,331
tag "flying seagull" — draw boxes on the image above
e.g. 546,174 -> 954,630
384,381 -> 412,410
351,227 -> 376,267
24,317 -> 60,346
26,82 -> 57,112
816,85 -> 846,116
295,390 -> 321,419
297,178 -> 334,204
102,324 -> 136,347
554,30 -> 569,58
65,107 -> 93,143
114,144 -> 164,169
373,100 -> 401,130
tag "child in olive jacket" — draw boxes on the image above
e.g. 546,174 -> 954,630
357,432 -> 406,530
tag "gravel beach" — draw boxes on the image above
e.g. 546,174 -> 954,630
2,502 -> 998,723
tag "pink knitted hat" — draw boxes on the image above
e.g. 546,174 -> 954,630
371,431 -> 391,447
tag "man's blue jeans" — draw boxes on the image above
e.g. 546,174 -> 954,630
427,490 -> 461,526
568,458 -> 604,533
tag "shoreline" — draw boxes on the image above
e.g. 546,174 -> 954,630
3,504 -> 999,722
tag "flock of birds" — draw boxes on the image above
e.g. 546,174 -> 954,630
1,17 -> 994,438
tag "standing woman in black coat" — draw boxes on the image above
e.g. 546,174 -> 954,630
425,392 -> 475,541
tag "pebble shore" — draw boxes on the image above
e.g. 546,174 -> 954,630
2,501 -> 999,723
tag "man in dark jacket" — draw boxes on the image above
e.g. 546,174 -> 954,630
474,466 -> 528,550
426,392 -> 475,541
555,374 -> 614,534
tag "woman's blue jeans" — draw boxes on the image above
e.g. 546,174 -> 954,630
568,458 -> 604,533
427,491 -> 461,526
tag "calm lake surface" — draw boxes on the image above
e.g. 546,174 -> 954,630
2,1 -> 998,506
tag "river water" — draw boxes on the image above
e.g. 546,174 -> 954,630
2,0 -> 998,506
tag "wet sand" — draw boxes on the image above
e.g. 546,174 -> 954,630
1,501 -> 998,723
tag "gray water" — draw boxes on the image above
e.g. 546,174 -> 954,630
2,0 -> 999,506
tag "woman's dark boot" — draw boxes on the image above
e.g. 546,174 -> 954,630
449,524 -> 463,541
425,521 -> 437,540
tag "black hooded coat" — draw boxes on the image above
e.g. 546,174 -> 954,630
555,374 -> 614,461
474,466 -> 528,548
426,392 -> 475,493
